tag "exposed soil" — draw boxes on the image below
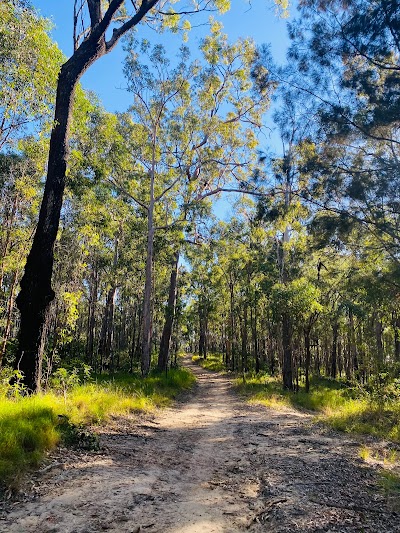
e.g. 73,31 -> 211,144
1,357 -> 399,532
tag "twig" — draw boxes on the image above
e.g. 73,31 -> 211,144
246,498 -> 287,528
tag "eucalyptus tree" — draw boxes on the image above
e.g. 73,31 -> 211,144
115,32 -> 271,375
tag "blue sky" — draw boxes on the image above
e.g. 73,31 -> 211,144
32,1 -> 291,116
31,1 -> 293,219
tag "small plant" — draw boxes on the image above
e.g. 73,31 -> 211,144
50,364 -> 92,403
0,367 -> 26,398
57,415 -> 100,451
359,446 -> 372,461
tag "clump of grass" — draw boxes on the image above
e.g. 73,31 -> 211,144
379,471 -> 400,512
0,398 -> 60,484
192,353 -> 226,372
0,367 -> 195,486
324,401 -> 400,442
235,373 -> 400,444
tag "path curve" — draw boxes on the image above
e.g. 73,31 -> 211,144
1,357 -> 398,532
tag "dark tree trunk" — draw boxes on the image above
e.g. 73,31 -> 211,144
199,309 -> 208,359
331,322 -> 338,378
304,326 -> 311,393
158,251 -> 179,372
14,35 -> 109,391
282,312 -> 293,390
13,0 -> 160,391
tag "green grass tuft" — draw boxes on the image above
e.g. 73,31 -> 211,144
235,373 -> 400,443
192,353 -> 226,372
0,367 -> 195,486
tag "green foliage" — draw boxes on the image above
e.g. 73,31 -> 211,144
192,353 -> 225,372
0,367 -> 195,486
236,373 -> 400,443
0,1 -> 64,148
270,277 -> 322,319
0,399 -> 59,486
0,367 -> 26,397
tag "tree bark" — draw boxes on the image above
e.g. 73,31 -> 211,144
393,312 -> 400,362
141,133 -> 156,376
375,314 -> 384,369
282,312 -> 293,390
157,250 -> 179,372
331,322 -> 338,378
86,258 -> 98,368
304,326 -> 311,393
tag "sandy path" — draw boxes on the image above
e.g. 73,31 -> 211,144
1,357 -> 398,532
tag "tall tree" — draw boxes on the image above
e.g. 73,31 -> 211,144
117,33 -> 270,374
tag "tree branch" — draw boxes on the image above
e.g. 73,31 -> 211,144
105,0 -> 159,51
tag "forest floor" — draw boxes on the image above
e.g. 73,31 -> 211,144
1,356 -> 399,533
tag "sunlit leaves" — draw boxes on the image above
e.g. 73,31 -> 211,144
0,1 -> 64,149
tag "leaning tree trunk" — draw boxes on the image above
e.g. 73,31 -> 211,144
157,250 -> 179,372
14,36 -> 109,391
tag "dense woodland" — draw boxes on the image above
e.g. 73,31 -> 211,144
0,0 -> 399,398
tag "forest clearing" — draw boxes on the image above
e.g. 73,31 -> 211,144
1,357 -> 399,532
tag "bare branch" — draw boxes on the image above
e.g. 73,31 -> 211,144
105,0 -> 159,52
106,177 -> 149,211
154,177 -> 181,202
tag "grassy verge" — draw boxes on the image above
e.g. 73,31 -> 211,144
0,367 -> 195,486
235,373 -> 400,443
192,353 -> 226,372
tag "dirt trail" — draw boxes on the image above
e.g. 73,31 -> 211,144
1,357 -> 398,532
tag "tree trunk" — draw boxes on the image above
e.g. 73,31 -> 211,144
282,312 -> 293,390
157,250 -> 179,372
13,0 -> 161,391
251,305 -> 260,374
141,136 -> 156,376
199,307 -> 208,359
14,34 -> 110,391
375,314 -> 384,369
86,258 -> 98,367
393,312 -> 400,362
241,304 -> 248,372
304,326 -> 311,393
331,322 -> 338,378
